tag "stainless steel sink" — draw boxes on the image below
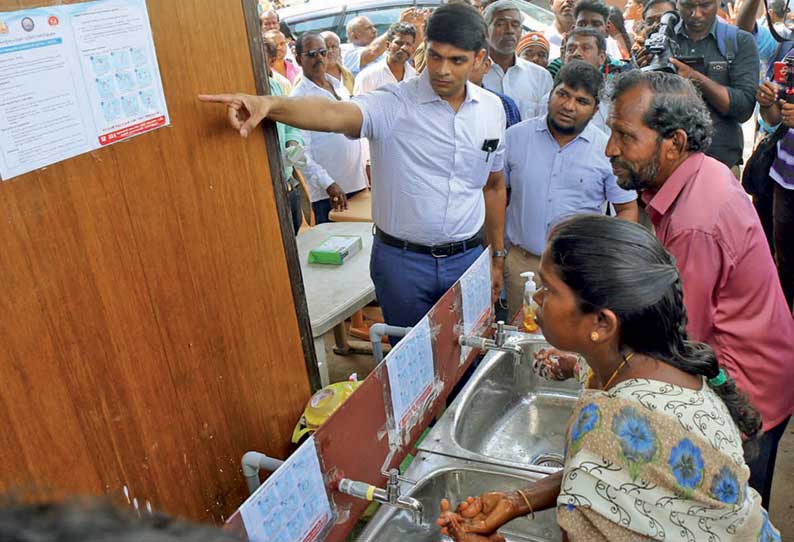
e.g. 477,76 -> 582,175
419,337 -> 581,474
356,453 -> 562,542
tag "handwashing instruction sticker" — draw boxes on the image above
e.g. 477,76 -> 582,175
459,249 -> 492,335
458,249 -> 493,363
0,0 -> 169,180
386,315 -> 435,434
238,437 -> 333,542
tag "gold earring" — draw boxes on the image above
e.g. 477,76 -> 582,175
590,331 -> 599,341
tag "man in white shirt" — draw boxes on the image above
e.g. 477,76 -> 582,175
201,4 -> 508,329
340,16 -> 389,76
544,0 -> 576,59
291,33 -> 369,224
483,0 -> 553,120
354,22 -> 418,95
503,61 -> 638,314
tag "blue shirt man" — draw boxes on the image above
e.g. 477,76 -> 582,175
503,61 -> 637,314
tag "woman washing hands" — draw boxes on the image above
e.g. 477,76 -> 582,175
437,216 -> 778,541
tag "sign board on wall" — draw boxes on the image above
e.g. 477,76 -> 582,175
0,0 -> 169,180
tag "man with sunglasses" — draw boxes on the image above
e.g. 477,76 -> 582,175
354,23 -> 418,95
291,33 -> 368,224
200,4 -> 507,331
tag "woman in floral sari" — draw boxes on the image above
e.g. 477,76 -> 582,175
437,215 -> 780,542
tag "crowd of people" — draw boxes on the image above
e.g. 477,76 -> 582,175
197,0 -> 794,539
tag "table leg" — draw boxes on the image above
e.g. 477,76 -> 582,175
313,335 -> 330,387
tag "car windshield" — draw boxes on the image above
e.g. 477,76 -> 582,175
281,0 -> 555,42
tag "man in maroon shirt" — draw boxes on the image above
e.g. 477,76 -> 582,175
605,70 -> 794,508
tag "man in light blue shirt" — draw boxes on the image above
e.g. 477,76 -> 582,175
341,16 -> 389,76
504,61 -> 638,314
201,4 -> 508,331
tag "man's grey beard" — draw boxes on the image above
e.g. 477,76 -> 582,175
613,144 -> 661,191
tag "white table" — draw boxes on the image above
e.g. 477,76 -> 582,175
296,222 -> 375,386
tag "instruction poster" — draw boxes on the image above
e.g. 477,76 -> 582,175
386,315 -> 435,433
460,249 -> 492,336
238,437 -> 333,542
0,0 -> 169,181
459,249 -> 493,363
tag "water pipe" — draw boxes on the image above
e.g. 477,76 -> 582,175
241,451 -> 284,494
369,323 -> 411,364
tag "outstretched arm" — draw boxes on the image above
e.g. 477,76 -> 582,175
198,93 -> 364,139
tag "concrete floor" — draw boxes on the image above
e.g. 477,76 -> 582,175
322,327 -> 794,537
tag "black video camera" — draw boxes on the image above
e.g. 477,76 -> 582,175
642,10 -> 683,73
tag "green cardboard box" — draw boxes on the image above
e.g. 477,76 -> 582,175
308,235 -> 363,265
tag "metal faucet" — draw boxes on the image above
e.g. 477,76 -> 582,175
459,321 -> 523,358
338,469 -> 423,524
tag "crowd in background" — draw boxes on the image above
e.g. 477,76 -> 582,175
201,1 -> 794,539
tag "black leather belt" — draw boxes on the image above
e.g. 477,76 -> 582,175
375,226 -> 483,258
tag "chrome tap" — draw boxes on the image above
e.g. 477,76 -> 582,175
459,321 -> 523,357
338,469 -> 423,523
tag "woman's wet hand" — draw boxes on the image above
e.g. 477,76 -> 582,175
533,348 -> 578,380
437,492 -> 519,539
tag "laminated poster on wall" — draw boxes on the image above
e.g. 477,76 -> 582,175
0,0 -> 169,181
385,315 -> 435,444
238,436 -> 334,542
459,249 -> 493,362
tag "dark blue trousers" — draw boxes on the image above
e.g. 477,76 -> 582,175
370,236 -> 483,329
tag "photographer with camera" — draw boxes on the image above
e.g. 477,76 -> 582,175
675,0 -> 759,171
640,0 -> 759,171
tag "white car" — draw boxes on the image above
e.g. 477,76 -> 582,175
279,0 -> 555,42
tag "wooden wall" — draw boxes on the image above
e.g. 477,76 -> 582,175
0,0 -> 312,524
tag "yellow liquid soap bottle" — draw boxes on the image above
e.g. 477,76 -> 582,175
521,271 -> 539,333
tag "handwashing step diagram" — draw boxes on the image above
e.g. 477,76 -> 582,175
0,0 -> 169,180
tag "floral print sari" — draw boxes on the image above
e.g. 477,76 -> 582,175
556,378 -> 780,541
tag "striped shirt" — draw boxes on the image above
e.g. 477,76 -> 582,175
770,129 -> 794,190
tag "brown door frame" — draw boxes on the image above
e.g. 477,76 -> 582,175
240,0 -> 321,391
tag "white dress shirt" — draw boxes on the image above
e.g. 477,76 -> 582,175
483,56 -> 553,121
606,36 -> 622,60
341,43 -> 385,76
290,75 -> 368,202
504,116 -> 636,255
544,25 -> 564,60
353,59 -> 417,95
352,70 -> 506,245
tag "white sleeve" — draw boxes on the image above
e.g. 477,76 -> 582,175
350,84 -> 404,141
298,130 -> 336,191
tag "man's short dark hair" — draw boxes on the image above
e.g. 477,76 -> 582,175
642,0 -> 676,18
0,499 -> 231,542
554,59 -> 604,102
609,70 -> 712,152
575,0 -> 610,22
566,27 -> 606,53
295,31 -> 323,56
426,3 -> 487,52
386,22 -> 417,42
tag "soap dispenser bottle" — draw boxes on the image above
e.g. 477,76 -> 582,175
521,272 -> 539,333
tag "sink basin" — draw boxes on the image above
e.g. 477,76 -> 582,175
356,454 -> 561,542
418,338 -> 581,473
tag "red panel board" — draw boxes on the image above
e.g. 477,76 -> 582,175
224,272 -> 492,541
